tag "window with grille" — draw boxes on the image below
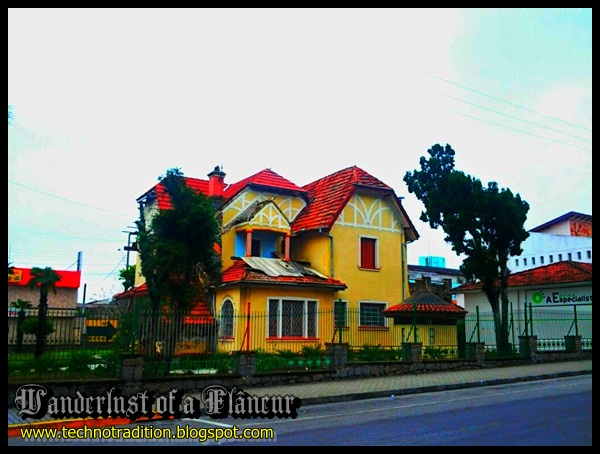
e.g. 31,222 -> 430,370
359,236 -> 378,269
359,302 -> 387,327
219,299 -> 234,338
268,299 -> 317,338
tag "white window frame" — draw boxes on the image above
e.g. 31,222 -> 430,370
219,298 -> 235,339
358,235 -> 379,270
358,300 -> 388,327
267,297 -> 319,339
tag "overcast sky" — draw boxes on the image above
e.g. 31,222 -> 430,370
8,8 -> 592,302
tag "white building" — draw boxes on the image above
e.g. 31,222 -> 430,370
512,211 -> 592,272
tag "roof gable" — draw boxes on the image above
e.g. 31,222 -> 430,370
223,168 -> 307,202
223,198 -> 291,232
291,166 -> 388,232
529,211 -> 592,232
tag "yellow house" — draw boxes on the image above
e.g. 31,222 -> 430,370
119,165 -> 419,354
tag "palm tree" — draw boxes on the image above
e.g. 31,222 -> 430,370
27,267 -> 61,357
10,299 -> 33,352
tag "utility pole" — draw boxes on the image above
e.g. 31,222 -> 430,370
123,228 -> 138,268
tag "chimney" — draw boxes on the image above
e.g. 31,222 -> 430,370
420,276 -> 432,290
443,278 -> 452,291
208,166 -> 226,198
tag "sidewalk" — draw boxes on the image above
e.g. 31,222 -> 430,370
8,359 -> 592,436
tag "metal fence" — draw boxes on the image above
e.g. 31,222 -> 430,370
7,303 -> 592,381
465,304 -> 592,353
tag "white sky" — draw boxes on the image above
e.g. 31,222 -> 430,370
8,8 -> 592,302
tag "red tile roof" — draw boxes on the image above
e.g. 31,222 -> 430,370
383,288 -> 468,316
144,169 -> 306,210
222,168 -> 307,201
112,283 -> 148,299
154,177 -> 209,210
291,165 -> 416,235
221,260 -> 347,289
112,283 -> 215,324
138,166 -> 417,239
454,261 -> 592,292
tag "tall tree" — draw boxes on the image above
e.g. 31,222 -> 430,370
404,143 -> 530,355
135,168 -> 222,355
27,266 -> 61,357
118,264 -> 136,291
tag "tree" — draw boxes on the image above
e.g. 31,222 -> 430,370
404,143 -> 530,355
118,264 -> 136,291
27,266 -> 61,357
10,299 -> 33,352
135,167 -> 222,355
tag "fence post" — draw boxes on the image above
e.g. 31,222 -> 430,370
476,306 -> 481,343
326,342 -> 348,368
234,350 -> 257,377
518,334 -> 538,358
245,301 -> 251,352
337,299 -> 343,344
466,342 -> 485,365
564,335 -> 582,353
120,353 -> 144,381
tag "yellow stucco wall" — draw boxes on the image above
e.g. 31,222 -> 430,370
214,285 -> 339,353
293,192 -> 406,311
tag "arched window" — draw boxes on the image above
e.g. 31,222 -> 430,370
219,299 -> 234,339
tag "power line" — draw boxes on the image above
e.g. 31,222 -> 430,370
429,90 -> 592,143
446,109 -> 592,153
425,73 -> 592,133
8,179 -> 135,218
8,226 -> 122,242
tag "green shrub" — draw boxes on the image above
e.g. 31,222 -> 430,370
423,346 -> 448,359
17,317 -> 55,337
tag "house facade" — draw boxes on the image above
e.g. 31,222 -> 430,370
119,165 -> 420,353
